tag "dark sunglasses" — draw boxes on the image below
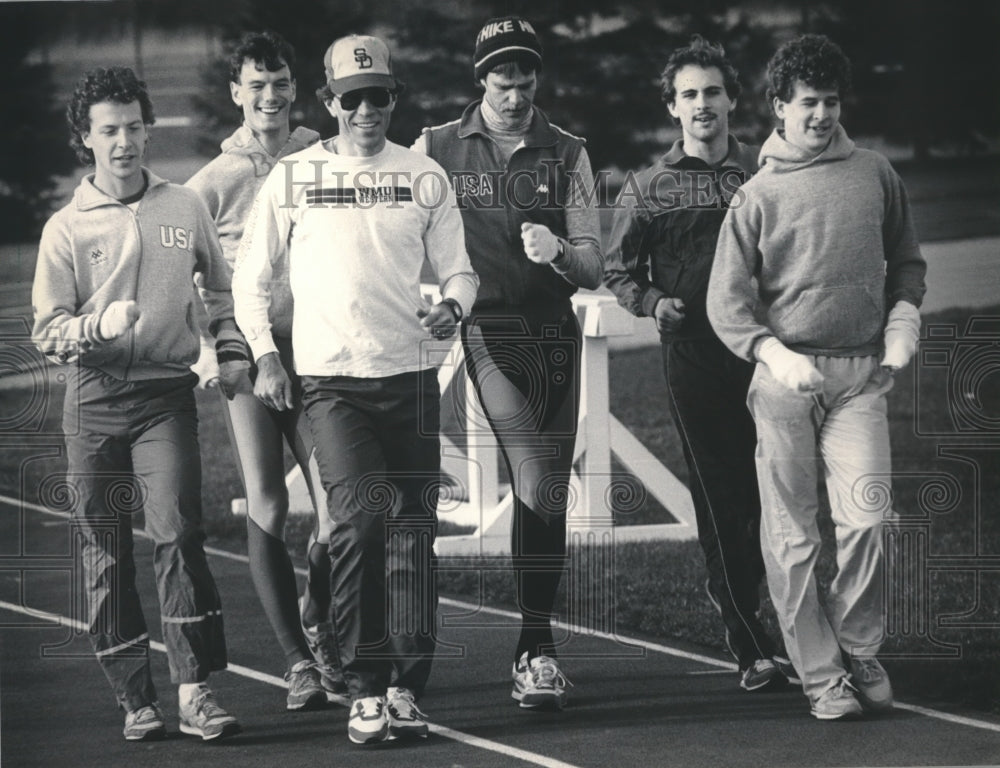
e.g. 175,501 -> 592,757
337,88 -> 394,110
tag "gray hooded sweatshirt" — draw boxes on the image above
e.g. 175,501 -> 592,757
186,124 -> 319,337
707,125 -> 926,360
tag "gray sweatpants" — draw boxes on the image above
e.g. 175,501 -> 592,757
747,355 -> 895,702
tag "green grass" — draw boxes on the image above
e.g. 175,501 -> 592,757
1,303 -> 998,712
5,149 -> 1000,712
436,301 -> 1000,714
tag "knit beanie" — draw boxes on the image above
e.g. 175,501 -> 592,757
473,16 -> 543,81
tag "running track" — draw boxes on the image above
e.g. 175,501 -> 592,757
2,493 -> 999,768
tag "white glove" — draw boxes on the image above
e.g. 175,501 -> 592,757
98,300 -> 140,341
190,335 -> 220,389
881,300 -> 921,371
757,336 -> 824,393
521,222 -> 560,264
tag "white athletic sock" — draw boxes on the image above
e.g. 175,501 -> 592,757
178,682 -> 205,708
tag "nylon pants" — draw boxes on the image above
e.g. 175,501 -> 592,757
301,370 -> 440,700
664,337 -> 778,670
63,368 -> 227,712
461,309 -> 579,661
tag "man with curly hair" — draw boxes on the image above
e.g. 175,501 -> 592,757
32,66 -> 241,742
605,34 -> 788,695
708,34 -> 926,720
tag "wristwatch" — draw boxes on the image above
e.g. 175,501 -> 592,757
553,238 -> 567,264
441,298 -> 463,323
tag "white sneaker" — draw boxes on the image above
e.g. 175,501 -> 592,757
347,696 -> 388,745
850,657 -> 894,713
511,652 -> 571,710
810,677 -> 864,720
123,703 -> 166,741
178,684 -> 241,741
284,659 -> 327,711
386,686 -> 428,739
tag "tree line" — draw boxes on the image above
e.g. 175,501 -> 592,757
3,0 -> 997,242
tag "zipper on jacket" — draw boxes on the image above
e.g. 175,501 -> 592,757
481,134 -> 519,258
123,198 -> 144,381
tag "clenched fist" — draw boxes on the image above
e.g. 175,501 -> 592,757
521,222 -> 560,264
98,300 -> 140,341
757,337 -> 824,393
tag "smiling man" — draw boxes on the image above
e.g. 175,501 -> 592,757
604,35 -> 789,696
708,34 -> 927,721
32,66 -> 240,743
185,31 -> 346,712
233,34 -> 477,746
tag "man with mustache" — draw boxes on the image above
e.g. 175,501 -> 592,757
605,35 -> 789,694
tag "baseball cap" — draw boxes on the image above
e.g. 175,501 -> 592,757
324,34 -> 402,95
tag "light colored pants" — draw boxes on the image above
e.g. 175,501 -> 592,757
747,355 -> 895,701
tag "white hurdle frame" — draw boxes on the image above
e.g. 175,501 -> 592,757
265,288 -> 698,554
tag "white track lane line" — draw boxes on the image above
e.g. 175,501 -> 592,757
0,597 -> 581,767
0,495 -> 585,767
3,492 -> 1000,736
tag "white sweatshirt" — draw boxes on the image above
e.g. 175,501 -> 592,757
234,139 -> 478,377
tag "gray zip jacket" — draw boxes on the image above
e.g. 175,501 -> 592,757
32,169 -> 233,380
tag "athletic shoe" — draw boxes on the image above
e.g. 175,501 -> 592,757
284,659 -> 328,711
178,684 -> 242,741
849,657 -> 894,713
386,686 -> 429,739
348,696 -> 388,745
810,677 -> 864,720
299,595 -> 348,696
772,652 -> 797,680
511,652 -> 571,710
123,703 -> 166,741
740,658 -> 788,692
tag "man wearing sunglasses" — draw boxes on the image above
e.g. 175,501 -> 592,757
233,34 -> 477,746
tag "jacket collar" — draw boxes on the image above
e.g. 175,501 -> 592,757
75,168 -> 169,211
457,100 -> 560,148
661,135 -> 756,174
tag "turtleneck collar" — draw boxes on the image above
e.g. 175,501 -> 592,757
479,98 -> 533,137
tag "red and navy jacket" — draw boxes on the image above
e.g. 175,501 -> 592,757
604,135 -> 757,342
423,101 -> 586,316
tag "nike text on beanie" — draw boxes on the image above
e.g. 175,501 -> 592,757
473,16 -> 543,81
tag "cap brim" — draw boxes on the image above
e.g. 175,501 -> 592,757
328,73 -> 398,94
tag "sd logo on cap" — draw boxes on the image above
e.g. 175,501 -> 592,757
323,34 -> 404,95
